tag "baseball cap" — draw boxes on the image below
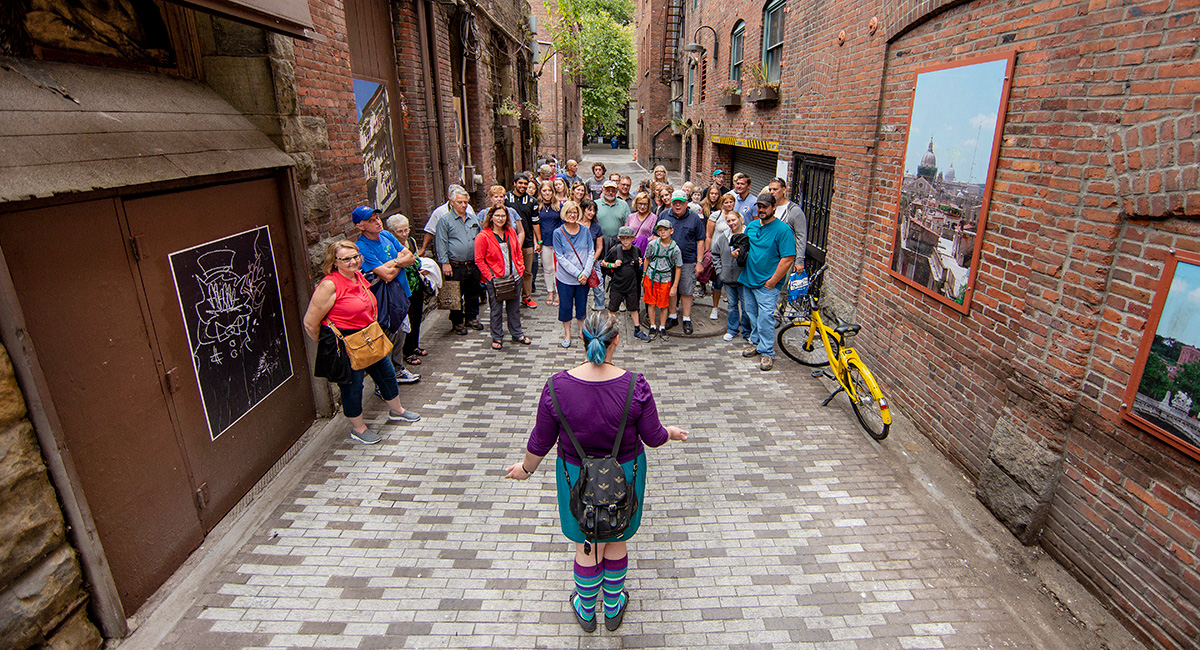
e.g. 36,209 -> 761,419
670,190 -> 688,202
603,179 -> 619,189
712,169 -> 724,176
352,206 -> 382,223
617,225 -> 636,237
655,219 -> 673,231
755,192 -> 776,207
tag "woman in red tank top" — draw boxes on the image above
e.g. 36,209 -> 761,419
303,239 -> 421,445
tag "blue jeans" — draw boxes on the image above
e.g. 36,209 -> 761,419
591,275 -> 605,308
725,284 -> 751,338
557,280 -> 589,322
338,355 -> 399,418
744,284 -> 781,356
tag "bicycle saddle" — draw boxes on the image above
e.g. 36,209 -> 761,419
834,322 -> 861,336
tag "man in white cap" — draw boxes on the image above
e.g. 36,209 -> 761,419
595,179 -> 628,238
659,189 -> 708,334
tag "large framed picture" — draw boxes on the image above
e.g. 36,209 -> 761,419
1122,249 -> 1200,462
887,52 -> 1016,314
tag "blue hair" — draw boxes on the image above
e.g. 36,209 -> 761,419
581,312 -> 619,365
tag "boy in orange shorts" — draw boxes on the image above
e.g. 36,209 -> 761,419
642,219 -> 682,341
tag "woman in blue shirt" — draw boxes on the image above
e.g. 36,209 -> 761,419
553,201 -> 595,347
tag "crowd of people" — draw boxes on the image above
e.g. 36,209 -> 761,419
305,162 -> 807,419
300,157 -> 807,632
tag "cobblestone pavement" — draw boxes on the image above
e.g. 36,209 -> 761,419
143,293 -> 1071,650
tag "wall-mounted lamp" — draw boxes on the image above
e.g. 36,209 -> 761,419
681,25 -> 719,63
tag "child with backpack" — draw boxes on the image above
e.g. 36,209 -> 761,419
600,226 -> 651,341
641,220 -> 682,341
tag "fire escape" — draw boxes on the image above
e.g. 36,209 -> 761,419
660,0 -> 684,85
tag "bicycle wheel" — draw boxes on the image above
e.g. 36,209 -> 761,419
777,321 -> 830,366
847,360 -> 889,440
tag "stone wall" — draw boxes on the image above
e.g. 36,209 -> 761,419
0,345 -> 101,649
669,0 -> 1200,647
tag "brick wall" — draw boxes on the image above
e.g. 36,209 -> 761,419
667,0 -> 1199,647
635,0 -> 678,170
0,345 -> 101,649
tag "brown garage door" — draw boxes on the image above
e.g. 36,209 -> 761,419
0,175 -> 315,612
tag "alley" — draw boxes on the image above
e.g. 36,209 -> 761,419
118,261 -> 1119,649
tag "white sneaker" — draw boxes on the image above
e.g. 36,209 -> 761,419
709,308 -> 719,320
723,333 -> 735,341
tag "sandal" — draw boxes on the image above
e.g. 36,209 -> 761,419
513,335 -> 532,345
414,348 -> 429,356
404,355 -> 422,366
491,340 -> 503,350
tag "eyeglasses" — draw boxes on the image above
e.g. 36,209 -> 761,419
337,254 -> 362,262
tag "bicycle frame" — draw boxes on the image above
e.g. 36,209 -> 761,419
797,291 -> 891,426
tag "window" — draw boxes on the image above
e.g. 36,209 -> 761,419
762,0 -> 785,83
730,20 -> 745,89
687,65 -> 695,104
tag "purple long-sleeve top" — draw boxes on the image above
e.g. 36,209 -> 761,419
527,370 -> 669,464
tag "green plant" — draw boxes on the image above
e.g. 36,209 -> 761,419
521,100 -> 540,119
718,81 -> 740,96
748,62 -> 779,91
497,96 -> 522,116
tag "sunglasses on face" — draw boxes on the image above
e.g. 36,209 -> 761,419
337,254 -> 362,262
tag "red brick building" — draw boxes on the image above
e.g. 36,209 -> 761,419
0,0 -> 534,641
634,0 -> 683,172
652,0 -> 1200,648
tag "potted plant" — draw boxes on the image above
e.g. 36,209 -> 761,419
520,100 -> 540,121
496,96 -> 520,126
717,82 -> 742,108
669,117 -> 686,135
746,63 -> 780,105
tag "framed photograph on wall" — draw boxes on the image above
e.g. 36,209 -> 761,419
887,51 -> 1016,314
1122,249 -> 1200,462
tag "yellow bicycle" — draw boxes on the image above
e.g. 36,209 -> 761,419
776,266 -> 891,440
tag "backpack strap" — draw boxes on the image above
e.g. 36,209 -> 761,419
548,376 -> 588,462
611,373 -> 636,457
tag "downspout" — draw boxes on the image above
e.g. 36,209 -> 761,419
650,122 -> 671,169
420,0 -> 449,202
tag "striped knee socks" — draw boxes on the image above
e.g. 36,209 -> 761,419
572,561 -> 603,621
602,555 -> 628,618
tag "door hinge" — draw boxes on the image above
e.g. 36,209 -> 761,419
165,367 -> 180,394
129,235 -> 143,261
195,483 -> 209,510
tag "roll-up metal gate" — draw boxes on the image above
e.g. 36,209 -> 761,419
731,146 -> 779,194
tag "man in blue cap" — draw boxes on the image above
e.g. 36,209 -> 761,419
353,206 -> 421,384
712,169 -> 730,196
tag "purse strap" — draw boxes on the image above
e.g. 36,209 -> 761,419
548,372 -> 636,460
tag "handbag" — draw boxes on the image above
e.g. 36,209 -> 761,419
565,232 -> 601,288
437,279 -> 462,310
548,374 -> 638,555
489,232 -> 520,301
326,321 -> 393,370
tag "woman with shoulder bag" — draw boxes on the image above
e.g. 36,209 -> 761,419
304,240 -> 420,445
505,312 -> 688,632
475,205 -> 530,350
552,201 -> 595,348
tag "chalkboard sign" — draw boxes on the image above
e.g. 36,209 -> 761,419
169,226 -> 293,440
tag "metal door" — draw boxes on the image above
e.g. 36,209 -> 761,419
0,199 -> 204,611
124,177 -> 314,531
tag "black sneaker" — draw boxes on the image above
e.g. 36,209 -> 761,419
466,319 -> 484,331
665,317 -> 678,330
659,330 -> 670,341
682,320 -> 694,335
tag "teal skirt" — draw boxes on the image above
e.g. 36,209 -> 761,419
555,452 -> 647,543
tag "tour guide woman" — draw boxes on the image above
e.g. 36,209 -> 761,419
304,239 -> 420,445
505,312 -> 688,632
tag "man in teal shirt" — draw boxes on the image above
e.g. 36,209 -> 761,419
738,193 -> 796,371
595,180 -> 628,237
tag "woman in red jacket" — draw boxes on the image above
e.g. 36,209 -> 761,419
475,205 -> 531,349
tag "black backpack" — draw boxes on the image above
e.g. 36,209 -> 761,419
548,374 -> 639,555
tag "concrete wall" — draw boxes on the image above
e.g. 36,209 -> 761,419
0,345 -> 101,649
663,0 -> 1200,647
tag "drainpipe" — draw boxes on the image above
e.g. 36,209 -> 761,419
421,0 -> 449,202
